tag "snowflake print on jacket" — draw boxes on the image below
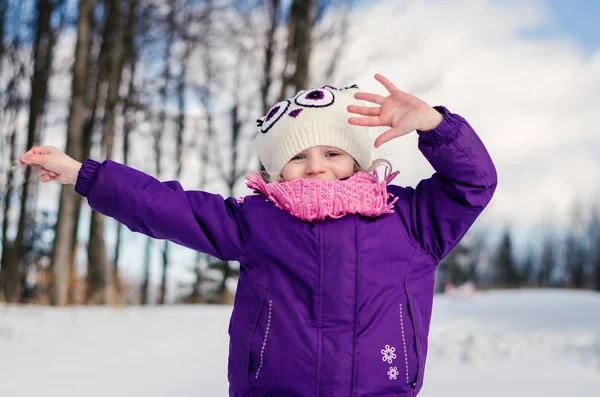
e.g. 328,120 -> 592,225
381,344 -> 397,364
388,367 -> 399,380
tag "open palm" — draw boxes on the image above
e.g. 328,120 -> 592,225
347,74 -> 443,148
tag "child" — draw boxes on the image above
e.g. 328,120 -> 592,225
21,74 -> 497,396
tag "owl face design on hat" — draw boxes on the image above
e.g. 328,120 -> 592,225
253,84 -> 372,177
256,84 -> 359,133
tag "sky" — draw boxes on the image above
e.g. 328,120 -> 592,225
520,0 -> 600,49
348,0 -> 600,49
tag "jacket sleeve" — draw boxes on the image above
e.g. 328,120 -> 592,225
75,159 -> 246,261
389,106 -> 497,261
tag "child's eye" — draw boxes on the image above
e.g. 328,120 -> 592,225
326,152 -> 340,158
291,155 -> 305,161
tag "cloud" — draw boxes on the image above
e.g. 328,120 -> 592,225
312,0 -> 600,229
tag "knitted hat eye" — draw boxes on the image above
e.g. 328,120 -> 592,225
294,88 -> 335,108
261,100 -> 290,133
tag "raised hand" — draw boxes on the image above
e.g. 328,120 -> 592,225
347,74 -> 444,148
19,146 -> 82,185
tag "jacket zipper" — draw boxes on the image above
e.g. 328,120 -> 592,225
351,217 -> 359,396
315,224 -> 324,396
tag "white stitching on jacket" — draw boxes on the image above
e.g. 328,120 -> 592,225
255,300 -> 273,379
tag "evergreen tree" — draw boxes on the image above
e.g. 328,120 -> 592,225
493,230 -> 520,288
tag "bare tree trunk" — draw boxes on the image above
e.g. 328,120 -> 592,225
86,212 -> 112,304
565,235 -> 586,289
51,0 -> 97,306
59,4 -> 107,305
191,2 -> 216,297
537,236 -> 556,288
589,207 -> 600,291
11,0 -> 59,303
156,2 -> 175,305
278,6 -> 294,101
0,132 -> 14,269
113,0 -> 138,278
159,1 -> 193,305
80,5 -> 112,306
141,17 -> 158,305
139,14 -> 158,304
215,91 -> 242,303
1,17 -> 30,301
86,0 -> 125,305
279,0 -> 315,100
66,28 -> 104,304
322,1 -> 353,82
140,237 -> 152,305
292,0 -> 314,91
0,128 -> 18,301
261,0 -> 280,115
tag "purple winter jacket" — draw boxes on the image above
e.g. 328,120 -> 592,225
75,107 -> 497,397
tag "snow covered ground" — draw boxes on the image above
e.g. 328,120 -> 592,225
1,289 -> 599,397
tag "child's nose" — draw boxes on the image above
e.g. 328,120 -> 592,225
306,159 -> 325,174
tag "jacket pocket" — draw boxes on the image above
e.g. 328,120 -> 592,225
249,298 -> 274,381
228,282 -> 268,394
354,297 -> 418,396
406,284 -> 424,392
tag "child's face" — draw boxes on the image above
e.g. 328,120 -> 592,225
280,146 -> 356,181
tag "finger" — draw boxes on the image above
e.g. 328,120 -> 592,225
19,148 -> 36,163
39,169 -> 57,177
40,174 -> 53,183
354,92 -> 385,105
374,128 -> 399,148
34,145 -> 56,154
347,105 -> 380,117
374,73 -> 401,94
348,116 -> 386,127
28,146 -> 49,156
20,150 -> 32,163
20,152 -> 48,166
20,146 -> 54,163
26,164 -> 43,174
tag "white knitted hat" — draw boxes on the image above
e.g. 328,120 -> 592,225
254,84 -> 372,177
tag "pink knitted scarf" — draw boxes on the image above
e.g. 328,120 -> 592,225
245,170 -> 400,222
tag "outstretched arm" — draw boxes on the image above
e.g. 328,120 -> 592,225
348,74 -> 497,261
393,107 -> 496,260
20,146 -> 246,261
